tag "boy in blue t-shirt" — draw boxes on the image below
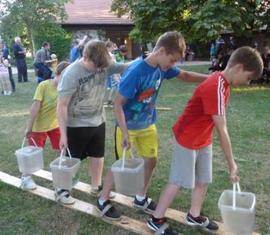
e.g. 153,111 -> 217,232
97,31 -> 208,221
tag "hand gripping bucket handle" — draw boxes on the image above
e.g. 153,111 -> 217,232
21,137 -> 38,148
233,182 -> 241,210
58,148 -> 72,169
121,148 -> 135,170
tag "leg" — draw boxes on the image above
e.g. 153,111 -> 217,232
189,144 -> 212,216
89,157 -> 104,188
22,59 -> 28,82
47,128 -> 61,152
16,59 -> 22,82
185,144 -> 218,232
99,169 -> 114,201
8,67 -> 15,92
42,65 -> 52,80
28,132 -> 47,148
152,184 -> 180,218
189,183 -> 208,217
139,157 -> 156,196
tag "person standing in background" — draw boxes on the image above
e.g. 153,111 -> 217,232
69,35 -> 88,63
34,42 -> 56,83
13,37 -> 28,83
1,42 -> 16,92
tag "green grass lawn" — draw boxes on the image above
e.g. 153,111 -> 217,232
0,66 -> 269,235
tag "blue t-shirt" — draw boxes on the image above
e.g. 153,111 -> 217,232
69,47 -> 80,62
119,57 -> 180,130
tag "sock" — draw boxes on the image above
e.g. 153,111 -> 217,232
98,198 -> 106,206
135,195 -> 146,202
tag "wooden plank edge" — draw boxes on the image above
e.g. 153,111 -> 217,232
33,170 -> 261,235
0,171 -> 154,235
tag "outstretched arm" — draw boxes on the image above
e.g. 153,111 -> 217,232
25,101 -> 41,137
213,115 -> 240,183
177,70 -> 208,83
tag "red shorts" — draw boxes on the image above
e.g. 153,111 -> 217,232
28,128 -> 60,150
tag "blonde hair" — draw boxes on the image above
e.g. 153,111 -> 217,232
83,40 -> 111,68
55,61 -> 70,76
227,46 -> 263,80
154,31 -> 186,57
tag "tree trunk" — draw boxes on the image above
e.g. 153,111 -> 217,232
26,27 -> 35,59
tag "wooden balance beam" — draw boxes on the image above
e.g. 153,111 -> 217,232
33,169 -> 261,235
0,171 -> 156,235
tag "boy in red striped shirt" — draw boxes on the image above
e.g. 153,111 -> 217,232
147,46 -> 263,235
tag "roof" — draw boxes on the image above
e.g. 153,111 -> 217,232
63,0 -> 133,25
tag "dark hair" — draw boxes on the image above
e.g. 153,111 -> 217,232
42,42 -> 49,47
55,61 -> 70,76
83,40 -> 111,68
119,45 -> 127,53
227,46 -> 263,80
154,31 -> 186,57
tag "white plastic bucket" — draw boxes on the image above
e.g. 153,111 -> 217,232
218,183 -> 256,235
50,148 -> 80,190
15,137 -> 43,174
112,148 -> 144,196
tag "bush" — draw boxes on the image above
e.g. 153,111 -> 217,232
33,23 -> 73,61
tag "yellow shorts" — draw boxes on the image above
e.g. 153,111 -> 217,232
115,124 -> 158,159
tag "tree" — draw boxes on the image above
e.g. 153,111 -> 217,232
111,0 -> 270,44
0,0 -> 70,57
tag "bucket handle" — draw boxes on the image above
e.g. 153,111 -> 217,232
21,137 -> 38,149
232,182 -> 241,210
121,148 -> 127,170
121,148 -> 135,170
58,148 -> 72,169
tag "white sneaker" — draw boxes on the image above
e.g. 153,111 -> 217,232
55,190 -> 75,205
21,176 -> 37,190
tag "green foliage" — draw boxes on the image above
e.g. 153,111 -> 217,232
0,0 -> 70,55
33,24 -> 72,61
111,0 -> 270,44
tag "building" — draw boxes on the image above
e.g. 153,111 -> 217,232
61,0 -> 141,59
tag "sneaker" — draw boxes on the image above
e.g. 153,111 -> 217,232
20,176 -> 37,190
185,212 -> 219,232
147,216 -> 178,235
97,199 -> 121,221
55,189 -> 75,205
133,196 -> 157,213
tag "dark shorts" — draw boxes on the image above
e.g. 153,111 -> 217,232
67,123 -> 105,160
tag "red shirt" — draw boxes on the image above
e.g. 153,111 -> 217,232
173,72 -> 230,149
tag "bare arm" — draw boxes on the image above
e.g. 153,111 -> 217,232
45,58 -> 57,64
114,93 -> 130,149
78,35 -> 88,47
177,70 -> 208,83
25,101 -> 41,137
57,96 -> 71,150
213,115 -> 240,182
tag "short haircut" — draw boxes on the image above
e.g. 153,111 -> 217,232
119,45 -> 127,53
154,31 -> 186,57
42,42 -> 49,47
83,40 -> 111,68
55,61 -> 70,76
226,46 -> 263,79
